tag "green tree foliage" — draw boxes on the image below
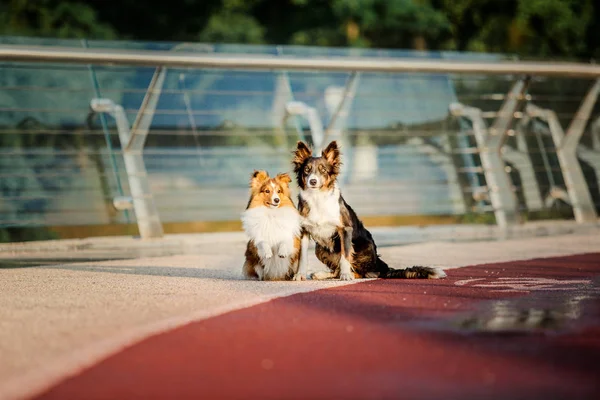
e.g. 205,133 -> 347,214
0,0 -> 116,39
2,0 -> 596,60
438,0 -> 596,59
199,0 -> 266,43
515,0 -> 594,58
289,0 -> 451,49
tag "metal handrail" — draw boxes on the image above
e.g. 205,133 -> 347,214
1,45 -> 600,78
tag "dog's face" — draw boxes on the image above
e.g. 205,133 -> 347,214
248,170 -> 292,209
292,141 -> 341,191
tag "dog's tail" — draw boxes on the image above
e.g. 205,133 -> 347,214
377,258 -> 446,279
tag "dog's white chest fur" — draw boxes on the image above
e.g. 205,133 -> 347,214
241,206 -> 300,279
300,187 -> 341,243
242,206 -> 300,244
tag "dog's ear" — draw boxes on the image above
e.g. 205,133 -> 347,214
250,170 -> 269,190
275,173 -> 291,186
322,141 -> 341,174
292,141 -> 312,172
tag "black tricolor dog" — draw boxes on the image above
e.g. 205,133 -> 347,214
292,140 -> 447,281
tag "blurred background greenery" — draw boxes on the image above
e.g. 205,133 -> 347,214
1,0 -> 598,61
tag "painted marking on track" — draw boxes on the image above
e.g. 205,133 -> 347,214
454,277 -> 592,293
454,278 -> 485,286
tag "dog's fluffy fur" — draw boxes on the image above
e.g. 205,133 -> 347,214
241,170 -> 302,281
292,140 -> 447,281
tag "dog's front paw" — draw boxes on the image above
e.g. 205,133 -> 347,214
339,272 -> 355,281
263,248 -> 273,259
277,241 -> 295,259
292,273 -> 306,281
257,244 -> 273,260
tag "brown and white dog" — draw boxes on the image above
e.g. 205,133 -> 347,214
292,140 -> 447,281
241,170 -> 302,281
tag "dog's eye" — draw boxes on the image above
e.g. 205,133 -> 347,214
304,165 -> 311,174
265,189 -> 270,194
278,189 -> 282,193
318,165 -> 327,173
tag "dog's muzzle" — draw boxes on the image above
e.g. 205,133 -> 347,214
307,174 -> 320,189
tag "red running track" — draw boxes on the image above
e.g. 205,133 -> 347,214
37,253 -> 600,400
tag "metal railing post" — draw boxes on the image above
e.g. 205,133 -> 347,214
484,78 -> 529,225
451,79 -> 529,226
450,80 -> 529,227
323,72 -> 360,182
127,67 -> 167,151
451,103 -> 517,226
592,117 -> 600,150
91,99 -> 164,239
323,72 -> 360,144
576,116 -> 600,194
283,101 -> 325,151
525,80 -> 600,222
506,113 -> 544,211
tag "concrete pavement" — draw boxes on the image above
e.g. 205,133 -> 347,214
1,229 -> 600,399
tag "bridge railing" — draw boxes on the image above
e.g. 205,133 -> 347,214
1,40 -> 598,239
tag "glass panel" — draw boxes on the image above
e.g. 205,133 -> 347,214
1,36 -> 597,240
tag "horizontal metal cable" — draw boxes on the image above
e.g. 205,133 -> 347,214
0,160 -> 573,177
0,146 -> 570,158
0,105 -> 593,121
1,84 -> 594,103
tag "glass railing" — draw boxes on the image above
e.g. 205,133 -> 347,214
1,37 -> 598,241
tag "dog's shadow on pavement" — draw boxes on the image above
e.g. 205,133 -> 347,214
39,255 -> 332,282
45,263 -> 247,281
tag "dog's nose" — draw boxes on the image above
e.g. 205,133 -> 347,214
273,198 -> 280,204
309,179 -> 317,186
